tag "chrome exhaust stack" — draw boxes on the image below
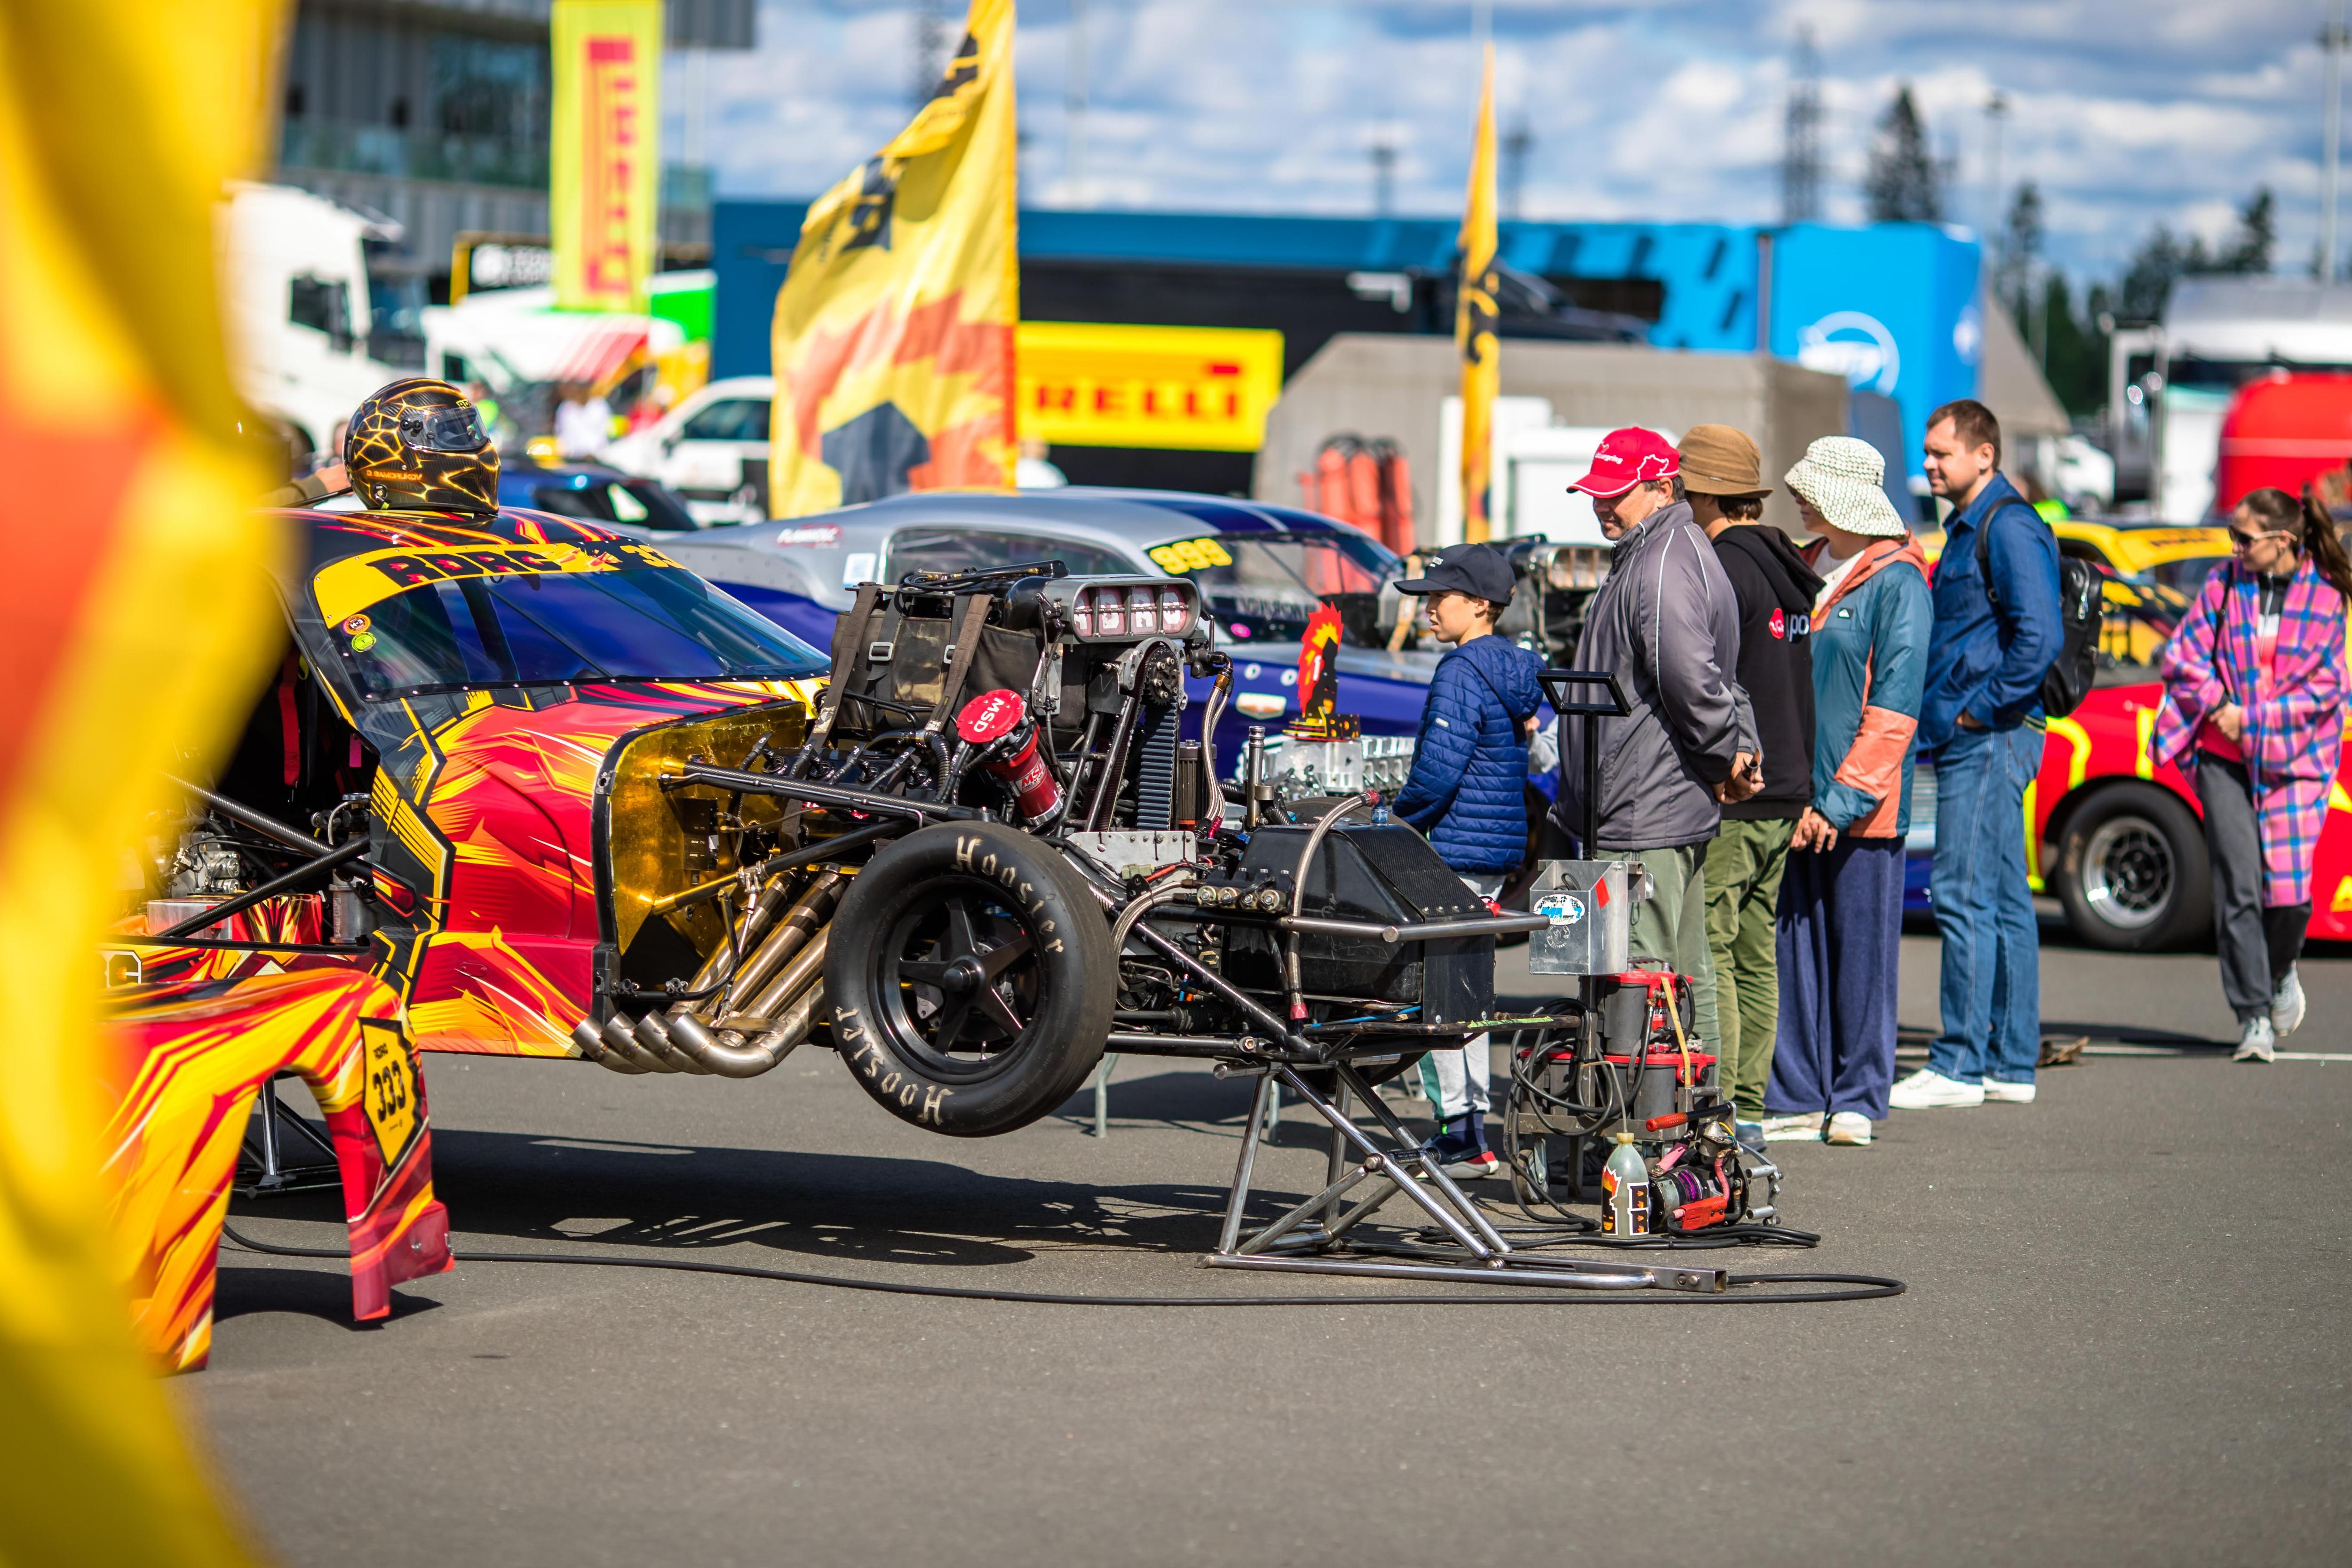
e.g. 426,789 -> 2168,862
576,866 -> 846,1076
710,871 -> 840,1018
572,1016 -> 650,1073
664,975 -> 826,1078
633,1009 -> 710,1074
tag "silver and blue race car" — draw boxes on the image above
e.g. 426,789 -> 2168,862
660,488 -> 1452,760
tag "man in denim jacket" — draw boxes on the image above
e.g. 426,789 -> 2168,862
1891,400 -> 2061,1112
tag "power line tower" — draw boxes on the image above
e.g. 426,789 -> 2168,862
1502,120 -> 1533,219
1780,25 -> 1823,223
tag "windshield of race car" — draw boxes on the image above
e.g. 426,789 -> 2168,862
319,561 -> 827,698
1146,532 -> 1402,645
2147,555 -> 2230,601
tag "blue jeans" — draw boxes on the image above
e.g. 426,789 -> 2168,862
1928,724 -> 2045,1084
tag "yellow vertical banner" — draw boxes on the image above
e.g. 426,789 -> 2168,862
551,0 -> 662,313
1455,43 -> 1499,544
0,0 -> 286,1560
768,0 -> 1018,517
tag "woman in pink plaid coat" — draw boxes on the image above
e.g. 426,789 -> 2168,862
2156,487 -> 2352,1062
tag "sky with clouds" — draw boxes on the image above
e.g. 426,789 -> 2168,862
664,0 -> 2342,287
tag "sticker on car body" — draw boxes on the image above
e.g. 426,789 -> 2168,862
1148,537 -> 1234,573
312,538 -> 683,624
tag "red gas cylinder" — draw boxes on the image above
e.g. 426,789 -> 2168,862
955,689 -> 1061,820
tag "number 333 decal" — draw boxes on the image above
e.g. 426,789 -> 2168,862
360,1019 -> 421,1167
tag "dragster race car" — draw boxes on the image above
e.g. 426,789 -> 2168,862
121,502 -> 1525,1125
114,490 -> 1690,1346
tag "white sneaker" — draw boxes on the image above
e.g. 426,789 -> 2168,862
1825,1112 -> 1873,1146
2234,1016 -> 2277,1063
1888,1067 -> 1986,1110
2271,967 -> 2306,1038
1759,1112 -> 1823,1142
1980,1077 -> 2038,1104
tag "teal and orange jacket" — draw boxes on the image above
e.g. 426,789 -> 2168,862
1804,534 -> 1933,838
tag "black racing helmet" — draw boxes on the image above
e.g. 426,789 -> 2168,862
344,377 -> 500,515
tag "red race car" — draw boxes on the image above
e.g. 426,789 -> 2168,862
2024,673 -> 2352,952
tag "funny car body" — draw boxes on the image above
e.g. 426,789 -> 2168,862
106,499 -> 1543,1357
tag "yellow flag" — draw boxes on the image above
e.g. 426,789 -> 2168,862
0,1 -> 286,1561
551,0 -> 662,312
1456,44 -> 1499,545
769,0 -> 1018,517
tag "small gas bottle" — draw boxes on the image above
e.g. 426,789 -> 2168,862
1600,1132 -> 1653,1237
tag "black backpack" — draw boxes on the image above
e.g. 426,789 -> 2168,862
1976,502 -> 2098,719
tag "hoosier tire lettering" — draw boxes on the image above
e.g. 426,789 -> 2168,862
825,821 -> 1114,1136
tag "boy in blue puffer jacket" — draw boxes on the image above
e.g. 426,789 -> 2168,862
1392,543 -> 1547,1178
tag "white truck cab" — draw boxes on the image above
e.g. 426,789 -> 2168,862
603,374 -> 775,525
218,182 -> 418,463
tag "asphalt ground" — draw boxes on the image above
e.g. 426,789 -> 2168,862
186,923 -> 2351,1568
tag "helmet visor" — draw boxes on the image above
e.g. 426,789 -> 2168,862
400,404 -> 489,453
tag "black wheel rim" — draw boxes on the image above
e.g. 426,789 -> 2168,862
875,876 -> 1046,1081
2082,814 -> 2173,931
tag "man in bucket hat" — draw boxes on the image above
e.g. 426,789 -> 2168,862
1551,427 -> 1759,1064
1685,425 -> 1823,1153
1761,437 -> 1932,1148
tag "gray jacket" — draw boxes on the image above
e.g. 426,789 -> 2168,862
1553,500 -> 1757,852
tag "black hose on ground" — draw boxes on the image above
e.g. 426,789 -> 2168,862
220,1222 -> 1903,1306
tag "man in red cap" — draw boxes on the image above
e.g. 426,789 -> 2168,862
1549,427 -> 1759,1062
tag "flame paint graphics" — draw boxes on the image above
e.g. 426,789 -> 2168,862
100,969 -> 452,1371
119,893 -> 329,988
379,677 -> 819,1056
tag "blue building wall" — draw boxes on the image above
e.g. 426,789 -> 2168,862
1764,223 -> 1984,481
712,202 -> 1979,480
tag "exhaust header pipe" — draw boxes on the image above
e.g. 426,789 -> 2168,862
663,979 -> 825,1078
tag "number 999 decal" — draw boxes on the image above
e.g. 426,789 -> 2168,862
1147,536 -> 1233,573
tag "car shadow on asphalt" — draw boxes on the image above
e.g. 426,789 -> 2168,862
219,1070 -> 1439,1293
212,1260 -> 445,1331
397,1122 -> 1307,1270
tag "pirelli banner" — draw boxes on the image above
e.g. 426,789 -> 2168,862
1017,322 -> 1285,452
551,0 -> 662,312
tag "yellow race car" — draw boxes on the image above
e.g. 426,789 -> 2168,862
1918,519 -> 2227,669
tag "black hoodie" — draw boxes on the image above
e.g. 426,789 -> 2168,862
1711,523 -> 1826,820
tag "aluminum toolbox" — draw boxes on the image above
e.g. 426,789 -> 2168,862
1525,859 -> 1630,977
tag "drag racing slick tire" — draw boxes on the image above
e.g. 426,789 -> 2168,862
2051,782 -> 2211,952
828,821 -> 1115,1137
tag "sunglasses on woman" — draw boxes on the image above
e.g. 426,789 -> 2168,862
2231,527 -> 2298,552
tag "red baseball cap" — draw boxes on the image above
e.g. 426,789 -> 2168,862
1572,427 -> 1681,497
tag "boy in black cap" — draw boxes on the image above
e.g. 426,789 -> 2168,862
1392,542 -> 1546,1178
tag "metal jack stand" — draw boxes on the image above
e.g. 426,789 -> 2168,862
236,1073 -> 342,1196
1204,1061 -> 1727,1295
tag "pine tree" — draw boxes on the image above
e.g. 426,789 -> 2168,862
2037,272 -> 2106,416
1865,86 -> 1942,222
2221,187 -> 2274,273
2118,186 -> 2276,319
2121,226 -> 2207,319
